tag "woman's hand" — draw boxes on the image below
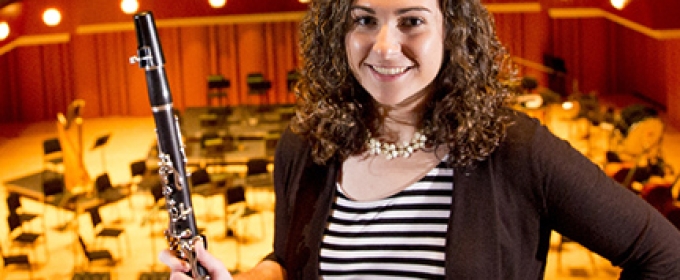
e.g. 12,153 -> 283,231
159,239 -> 232,280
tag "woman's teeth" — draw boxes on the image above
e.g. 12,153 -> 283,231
372,66 -> 408,75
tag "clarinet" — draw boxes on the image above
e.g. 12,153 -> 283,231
130,11 -> 210,279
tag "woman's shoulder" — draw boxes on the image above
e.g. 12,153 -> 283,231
276,127 -> 311,160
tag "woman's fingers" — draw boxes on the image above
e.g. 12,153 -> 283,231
158,239 -> 232,280
158,249 -> 191,272
193,239 -> 233,280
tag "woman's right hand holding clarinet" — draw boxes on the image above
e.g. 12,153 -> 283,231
159,239 -> 233,280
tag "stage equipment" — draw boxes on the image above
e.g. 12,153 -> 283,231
57,101 -> 91,197
246,72 -> 272,105
130,11 -> 208,279
207,74 -> 230,107
92,134 -> 111,173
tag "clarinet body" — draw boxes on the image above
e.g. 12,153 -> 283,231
130,11 -> 209,279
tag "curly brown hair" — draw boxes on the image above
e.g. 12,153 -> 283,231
290,0 -> 512,167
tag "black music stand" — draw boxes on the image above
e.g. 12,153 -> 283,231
207,75 -> 231,107
91,134 -> 111,173
286,69 -> 300,93
246,73 -> 272,105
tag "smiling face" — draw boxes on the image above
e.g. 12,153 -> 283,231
345,0 -> 444,108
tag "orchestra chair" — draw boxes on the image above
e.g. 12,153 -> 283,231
244,158 -> 274,209
94,173 -> 131,221
0,242 -> 33,279
40,176 -> 71,229
6,212 -> 48,263
86,206 -> 130,257
224,185 -> 266,241
190,168 -> 228,221
77,235 -> 117,268
41,138 -> 65,203
6,193 -> 40,226
95,173 -> 128,204
42,137 -> 64,173
128,159 -> 148,200
140,182 -> 167,237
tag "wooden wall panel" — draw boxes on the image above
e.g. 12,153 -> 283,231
0,54 -> 11,121
217,25 -> 242,107
71,34 -> 102,118
41,43 -> 73,119
177,26 -> 212,109
236,23 -> 268,106
15,47 -> 46,122
666,39 -> 680,126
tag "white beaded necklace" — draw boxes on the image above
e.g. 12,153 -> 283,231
366,129 -> 428,159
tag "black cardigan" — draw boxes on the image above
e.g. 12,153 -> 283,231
265,111 -> 680,279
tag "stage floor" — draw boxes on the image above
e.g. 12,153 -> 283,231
1,93 -> 679,279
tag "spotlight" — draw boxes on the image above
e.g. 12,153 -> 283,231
121,0 -> 139,14
209,0 -> 226,8
611,0 -> 631,10
42,8 -> 61,26
0,22 -> 9,40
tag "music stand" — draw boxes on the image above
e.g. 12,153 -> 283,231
91,134 -> 111,173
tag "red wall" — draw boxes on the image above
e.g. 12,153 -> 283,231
1,0 -> 680,127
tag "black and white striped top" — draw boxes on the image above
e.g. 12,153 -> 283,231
319,161 -> 454,279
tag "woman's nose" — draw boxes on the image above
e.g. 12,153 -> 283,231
373,24 -> 400,58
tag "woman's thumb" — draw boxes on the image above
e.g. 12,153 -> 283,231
194,239 -> 232,280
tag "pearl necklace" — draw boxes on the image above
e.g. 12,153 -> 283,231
366,129 -> 428,159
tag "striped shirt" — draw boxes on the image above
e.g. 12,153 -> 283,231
319,161 -> 454,279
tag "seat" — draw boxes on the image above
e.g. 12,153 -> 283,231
6,193 -> 40,226
0,243 -> 32,279
87,206 -> 129,257
224,185 -> 265,241
95,173 -> 129,206
191,168 -> 228,221
6,212 -> 47,263
41,138 -> 65,197
91,134 -> 111,173
244,158 -> 274,209
126,160 -> 152,217
42,137 -> 64,173
77,235 -> 116,267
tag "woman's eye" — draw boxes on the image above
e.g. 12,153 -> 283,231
353,16 -> 376,26
401,17 -> 424,27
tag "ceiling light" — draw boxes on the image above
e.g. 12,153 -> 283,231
42,8 -> 62,26
121,0 -> 139,14
209,0 -> 226,8
611,0 -> 631,10
0,22 -> 9,40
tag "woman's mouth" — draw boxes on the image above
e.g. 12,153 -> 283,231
370,65 -> 410,75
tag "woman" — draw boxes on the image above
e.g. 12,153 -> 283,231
161,0 -> 680,279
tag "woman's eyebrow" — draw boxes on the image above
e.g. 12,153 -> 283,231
349,6 -> 432,15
